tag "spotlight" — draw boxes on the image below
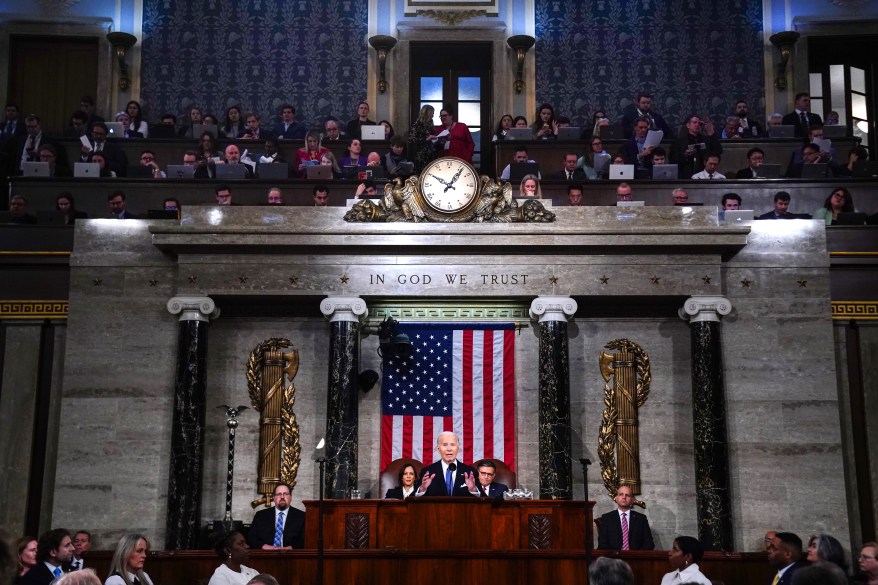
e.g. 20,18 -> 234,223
358,370 -> 379,393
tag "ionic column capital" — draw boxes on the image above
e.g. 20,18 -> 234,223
679,296 -> 732,323
320,296 -> 368,323
167,296 -> 220,322
529,296 -> 577,323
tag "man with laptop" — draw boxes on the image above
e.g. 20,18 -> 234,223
691,154 -> 726,179
37,145 -> 71,177
79,121 -> 128,177
735,147 -> 767,179
785,143 -> 832,178
108,191 -> 138,219
196,144 -> 254,179
549,152 -> 587,181
500,147 -> 540,181
18,114 -> 56,172
757,192 -> 797,219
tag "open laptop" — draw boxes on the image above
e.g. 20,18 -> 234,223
755,164 -> 782,179
822,125 -> 847,138
257,163 -> 290,180
395,161 -> 415,176
21,162 -> 50,177
127,165 -> 154,179
74,162 -> 101,178
305,165 -> 333,180
360,125 -> 385,140
836,212 -> 868,225
801,163 -> 828,179
853,161 -> 878,178
723,210 -> 755,222
166,165 -> 196,179
598,125 -> 624,139
193,124 -> 218,138
215,164 -> 248,179
652,164 -> 678,180
508,162 -> 540,182
37,211 -> 68,225
149,124 -> 178,139
556,127 -> 580,140
768,125 -> 795,138
608,164 -> 634,180
616,200 -> 645,207
105,122 -> 126,137
507,128 -> 534,140
147,210 -> 179,219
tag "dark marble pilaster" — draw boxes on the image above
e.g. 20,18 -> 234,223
680,296 -> 733,551
530,296 -> 577,500
165,296 -> 219,550
320,297 -> 368,499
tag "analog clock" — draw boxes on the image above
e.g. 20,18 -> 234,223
419,157 -> 480,218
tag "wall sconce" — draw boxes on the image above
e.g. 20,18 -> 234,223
368,35 -> 398,93
769,31 -> 800,91
106,31 -> 138,91
507,35 -> 535,94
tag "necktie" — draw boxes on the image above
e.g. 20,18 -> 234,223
621,512 -> 630,550
445,466 -> 453,495
53,567 -> 62,578
567,172 -> 572,180
771,572 -> 781,585
708,173 -> 714,179
800,112 -> 809,130
4,122 -> 11,135
273,510 -> 284,547
96,141 -> 103,152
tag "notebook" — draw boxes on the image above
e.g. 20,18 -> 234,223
616,200 -> 645,207
37,211 -> 68,225
21,161 -> 50,177
836,212 -> 867,225
598,125 -> 624,139
608,164 -> 634,180
853,161 -> 878,178
127,165 -> 154,179
73,162 -> 101,178
166,165 -> 196,179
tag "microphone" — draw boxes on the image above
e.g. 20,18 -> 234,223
448,462 -> 456,472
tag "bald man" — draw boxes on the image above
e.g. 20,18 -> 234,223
415,432 -> 480,497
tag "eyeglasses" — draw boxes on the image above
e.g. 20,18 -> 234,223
273,492 -> 290,498
141,156 -> 154,162
860,555 -> 877,561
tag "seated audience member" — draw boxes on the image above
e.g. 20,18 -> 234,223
7,195 -> 36,224
782,92 -> 823,137
346,101 -> 376,140
550,151 -> 587,180
180,150 -> 199,169
671,188 -> 690,205
108,191 -> 137,219
203,113 -> 219,126
56,569 -> 102,585
500,146 -> 539,180
531,103 -> 556,139
786,143 -> 832,178
19,115 -> 55,171
57,193 -> 88,224
588,557 -> 634,585
38,145 -> 71,177
18,529 -> 73,585
221,106 -> 244,139
296,130 -> 330,174
512,115 -> 528,128
476,459 -> 508,499
735,147 -> 765,178
178,106 -> 203,138
160,113 -> 177,128
620,92 -> 672,136
214,185 -> 239,206
814,187 -> 857,225
385,463 -> 419,499
764,530 -> 778,551
584,109 -> 610,141
241,113 -> 267,141
767,112 -> 784,128
365,151 -> 382,168
139,150 -> 166,178
720,193 -> 742,220
274,104 -> 305,141
492,114 -> 514,142
519,174 -> 542,198
64,111 -> 89,138
340,139 -> 367,167
576,136 -> 607,179
246,575 -> 280,585
691,154 -> 726,179
672,114 -> 722,178
256,138 -> 286,174
758,191 -> 796,219
383,135 -> 411,177
313,184 -> 330,206
80,122 -> 128,177
105,534 -> 153,585
650,147 -> 667,166
660,535 -> 711,585
319,152 -> 341,178
246,483 -> 305,549
788,125 -> 834,167
354,180 -> 379,199
67,531 -> 91,571
824,111 -> 840,126
115,112 -> 141,139
379,119 -> 394,140
552,115 -> 572,137
619,116 -> 655,168
806,534 -> 847,575
16,536 -> 38,578
721,116 -> 741,139
266,188 -> 283,206
78,95 -> 104,128
322,118 -> 346,142
88,152 -> 116,178
216,144 -> 254,179
163,198 -> 181,218
567,184 -> 584,206
124,101 -> 148,137
767,532 -> 806,585
207,531 -> 258,585
858,542 -> 878,585
734,100 -> 763,137
837,145 -> 870,177
196,132 -> 222,162
616,183 -> 633,202
791,564 -> 848,585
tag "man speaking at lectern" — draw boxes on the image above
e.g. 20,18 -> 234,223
415,431 -> 481,497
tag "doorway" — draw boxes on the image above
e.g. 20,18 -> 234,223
410,42 -> 493,173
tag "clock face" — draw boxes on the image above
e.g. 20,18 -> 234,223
420,157 -> 479,214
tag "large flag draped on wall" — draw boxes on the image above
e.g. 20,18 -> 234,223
380,323 -> 516,472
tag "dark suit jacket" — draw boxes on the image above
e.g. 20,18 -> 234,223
247,505 -> 305,549
83,140 -> 129,177
418,460 -> 479,497
735,167 -> 758,179
17,562 -> 58,585
618,138 -> 654,167
275,122 -> 306,141
619,105 -> 671,137
776,561 -> 806,585
384,483 -> 420,499
548,168 -> 587,181
757,210 -> 796,220
781,111 -> 823,137
596,509 -> 655,550
479,481 -> 508,499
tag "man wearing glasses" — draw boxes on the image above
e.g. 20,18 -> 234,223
139,150 -> 166,178
475,460 -> 508,499
247,482 -> 306,549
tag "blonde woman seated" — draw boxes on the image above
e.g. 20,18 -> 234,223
105,534 -> 153,585
519,174 -> 542,198
319,152 -> 342,178
208,531 -> 259,585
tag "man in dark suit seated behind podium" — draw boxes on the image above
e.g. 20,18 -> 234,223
247,482 -> 305,549
476,459 -> 508,499
596,484 -> 655,550
415,431 -> 481,497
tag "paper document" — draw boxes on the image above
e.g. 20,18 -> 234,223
644,130 -> 663,149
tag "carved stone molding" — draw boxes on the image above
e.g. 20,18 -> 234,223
529,296 -> 577,323
167,296 -> 220,322
678,296 -> 732,323
416,9 -> 487,25
320,296 -> 368,323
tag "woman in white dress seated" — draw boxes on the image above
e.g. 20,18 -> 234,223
207,531 -> 259,585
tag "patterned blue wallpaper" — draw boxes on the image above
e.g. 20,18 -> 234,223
140,0 -> 368,130
534,0 -> 764,132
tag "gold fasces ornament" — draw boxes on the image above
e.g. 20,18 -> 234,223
598,338 -> 651,508
247,337 -> 301,508
344,156 -> 556,223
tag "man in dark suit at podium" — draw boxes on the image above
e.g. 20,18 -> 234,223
597,485 -> 655,550
415,431 -> 481,497
19,529 -> 75,585
247,482 -> 305,549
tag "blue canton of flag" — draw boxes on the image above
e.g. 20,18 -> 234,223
383,328 -> 453,416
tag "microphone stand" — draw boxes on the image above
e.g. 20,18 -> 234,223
316,454 -> 326,585
578,458 -> 592,565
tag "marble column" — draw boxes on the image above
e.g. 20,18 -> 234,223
319,297 -> 368,499
679,296 -> 733,551
530,296 -> 577,500
164,296 -> 219,550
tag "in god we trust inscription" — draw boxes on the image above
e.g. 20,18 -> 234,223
344,156 -> 556,223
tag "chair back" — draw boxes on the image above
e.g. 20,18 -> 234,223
379,458 -> 423,498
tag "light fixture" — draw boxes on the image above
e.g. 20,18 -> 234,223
106,31 -> 138,91
507,35 -> 535,94
368,35 -> 398,93
769,31 -> 800,91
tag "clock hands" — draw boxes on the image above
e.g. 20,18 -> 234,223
444,168 -> 463,192
428,173 -> 450,188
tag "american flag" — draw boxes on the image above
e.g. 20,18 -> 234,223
380,323 -> 516,471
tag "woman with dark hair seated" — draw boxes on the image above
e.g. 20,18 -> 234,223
16,536 -> 37,578
660,535 -> 711,585
88,152 -> 116,178
57,192 -> 88,224
384,463 -> 419,499
207,531 -> 258,585
813,187 -> 857,225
